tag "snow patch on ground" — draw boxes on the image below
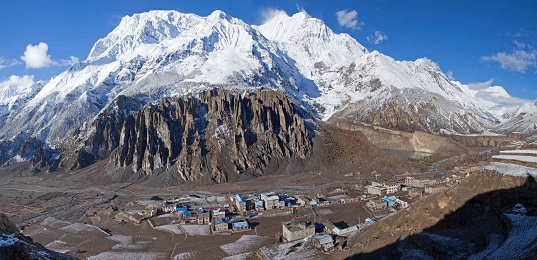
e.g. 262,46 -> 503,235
482,214 -> 537,258
182,224 -> 211,236
258,241 -> 321,260
220,235 -> 270,256
155,224 -> 183,235
59,223 -> 97,233
500,149 -> 537,155
45,240 -> 71,254
88,252 -> 167,260
40,217 -> 71,228
468,232 -> 503,260
492,154 -> 537,163
222,252 -> 252,260
136,200 -> 162,208
106,234 -> 146,250
173,251 -> 199,260
484,162 -> 537,177
107,234 -> 132,244
314,208 -> 333,215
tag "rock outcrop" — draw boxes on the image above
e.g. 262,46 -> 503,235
71,89 -> 312,184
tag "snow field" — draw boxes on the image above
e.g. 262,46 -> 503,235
492,155 -> 537,163
155,224 -> 183,235
219,235 -> 270,256
485,162 -> 537,177
87,252 -> 167,260
484,214 -> 537,258
181,224 -> 211,236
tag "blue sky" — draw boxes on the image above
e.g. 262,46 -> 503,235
1,0 -> 536,100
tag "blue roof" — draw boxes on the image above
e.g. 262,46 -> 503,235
214,218 -> 228,225
381,196 -> 395,205
234,194 -> 244,202
232,221 -> 249,228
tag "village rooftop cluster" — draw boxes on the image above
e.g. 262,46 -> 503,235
108,165 -> 476,254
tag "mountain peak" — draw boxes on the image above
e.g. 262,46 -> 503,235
208,9 -> 228,20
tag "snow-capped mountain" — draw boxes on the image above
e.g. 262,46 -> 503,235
0,9 -> 534,165
7,10 -> 308,146
0,76 -> 44,126
499,102 -> 537,134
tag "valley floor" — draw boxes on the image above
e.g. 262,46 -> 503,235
1,135 -> 536,259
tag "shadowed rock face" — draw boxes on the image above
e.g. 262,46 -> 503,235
74,89 -> 312,183
0,213 -> 75,260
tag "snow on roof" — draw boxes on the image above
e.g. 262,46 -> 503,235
333,226 -> 358,235
314,234 -> 333,244
264,196 -> 279,201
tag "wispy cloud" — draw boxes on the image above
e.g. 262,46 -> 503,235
466,79 -> 530,117
0,57 -> 22,70
481,41 -> 537,73
259,8 -> 288,24
336,9 -> 362,30
20,42 -> 79,69
367,31 -> 388,44
60,56 -> 79,66
446,71 -> 455,81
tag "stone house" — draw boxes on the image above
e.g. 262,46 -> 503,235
281,221 -> 314,242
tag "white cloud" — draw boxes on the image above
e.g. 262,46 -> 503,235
60,55 -> 79,66
467,79 -> 496,91
295,4 -> 309,16
0,57 -> 22,70
259,8 -> 288,24
446,71 -> 455,81
481,41 -> 537,73
367,31 -> 388,44
466,79 -> 530,118
21,42 -> 57,69
19,42 -> 79,69
336,9 -> 362,30
0,75 -> 35,89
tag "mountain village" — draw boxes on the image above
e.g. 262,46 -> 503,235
107,162 -> 485,254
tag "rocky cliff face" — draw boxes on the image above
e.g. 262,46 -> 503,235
70,89 -> 312,184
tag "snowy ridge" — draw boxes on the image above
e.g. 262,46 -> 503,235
498,102 -> 537,134
0,9 -> 535,162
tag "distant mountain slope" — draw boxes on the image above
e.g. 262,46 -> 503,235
0,9 -> 534,165
499,102 -> 537,134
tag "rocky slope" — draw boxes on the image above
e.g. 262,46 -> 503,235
0,213 -> 75,260
62,89 -> 312,184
